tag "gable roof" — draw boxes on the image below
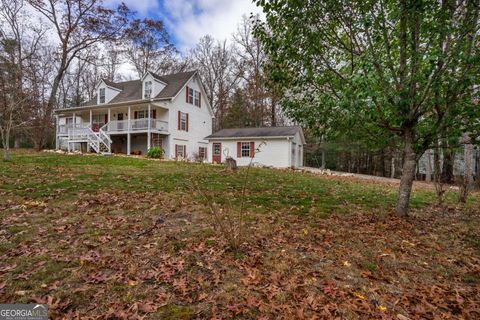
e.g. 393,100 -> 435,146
83,70 -> 197,106
102,79 -> 123,90
154,71 -> 196,99
205,126 -> 304,142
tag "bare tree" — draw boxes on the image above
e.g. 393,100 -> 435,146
0,0 -> 44,159
190,35 -> 241,129
27,0 -> 130,149
233,15 -> 285,127
123,18 -> 174,77
100,43 -> 123,81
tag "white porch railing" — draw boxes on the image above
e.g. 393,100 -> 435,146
102,119 -> 168,133
58,124 -> 88,135
62,124 -> 111,154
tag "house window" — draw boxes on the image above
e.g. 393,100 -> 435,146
99,88 -> 105,104
213,143 -> 221,155
144,81 -> 152,99
137,110 -> 147,119
180,112 -> 187,131
176,144 -> 186,158
241,142 -> 251,157
188,87 -> 194,104
186,86 -> 201,107
136,110 -> 155,119
194,91 -> 200,107
199,147 -> 207,159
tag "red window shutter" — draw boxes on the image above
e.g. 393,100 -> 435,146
199,92 -> 201,108
186,86 -> 189,103
183,145 -> 186,157
134,111 -> 138,119
175,144 -> 178,158
186,113 -> 189,132
237,142 -> 241,158
177,111 -> 181,130
152,109 -> 156,119
250,142 -> 255,158
104,114 -> 108,123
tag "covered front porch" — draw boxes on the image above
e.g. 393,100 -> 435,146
110,132 -> 169,156
56,103 -> 170,154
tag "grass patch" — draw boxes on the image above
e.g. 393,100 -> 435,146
1,150 -> 479,319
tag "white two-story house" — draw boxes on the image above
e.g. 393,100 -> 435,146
54,70 -> 214,159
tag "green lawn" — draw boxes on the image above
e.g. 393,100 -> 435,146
0,150 -> 459,213
0,150 -> 479,319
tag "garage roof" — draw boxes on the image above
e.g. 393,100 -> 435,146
205,126 -> 304,143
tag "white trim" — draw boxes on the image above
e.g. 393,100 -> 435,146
141,71 -> 168,85
96,79 -> 122,92
206,136 -> 293,141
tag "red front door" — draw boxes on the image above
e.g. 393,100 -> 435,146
212,143 -> 221,163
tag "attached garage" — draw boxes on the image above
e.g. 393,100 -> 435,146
205,126 -> 305,168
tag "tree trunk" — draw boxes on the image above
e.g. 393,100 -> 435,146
476,150 -> 480,189
2,130 -> 10,161
433,143 -> 445,206
425,150 -> 432,182
390,156 -> 395,178
396,132 -> 417,216
321,149 -> 326,169
459,136 -> 473,203
441,146 -> 454,184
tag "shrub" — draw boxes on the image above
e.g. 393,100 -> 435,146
189,141 -> 266,251
147,147 -> 164,159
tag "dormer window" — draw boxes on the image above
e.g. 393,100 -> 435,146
99,88 -> 106,104
144,81 -> 152,99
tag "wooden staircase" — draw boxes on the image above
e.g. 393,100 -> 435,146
67,126 -> 112,154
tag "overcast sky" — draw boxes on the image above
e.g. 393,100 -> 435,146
105,0 -> 263,52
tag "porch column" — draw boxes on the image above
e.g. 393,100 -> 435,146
127,106 -> 131,155
72,112 -> 76,151
108,108 -> 111,123
89,109 -> 92,127
147,104 -> 151,150
55,115 -> 59,150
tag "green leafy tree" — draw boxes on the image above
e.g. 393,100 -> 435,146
255,0 -> 480,216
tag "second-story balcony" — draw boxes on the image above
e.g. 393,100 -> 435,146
58,119 -> 169,136
102,118 -> 169,134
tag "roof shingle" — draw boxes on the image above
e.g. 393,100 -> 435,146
205,126 -> 302,139
82,70 -> 196,106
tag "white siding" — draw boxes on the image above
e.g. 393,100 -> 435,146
97,81 -> 121,104
207,138 -> 292,168
207,132 -> 304,168
167,75 -> 213,160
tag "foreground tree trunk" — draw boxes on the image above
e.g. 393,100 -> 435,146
396,132 -> 417,216
459,136 -> 473,203
1,130 -> 10,161
441,146 -> 454,184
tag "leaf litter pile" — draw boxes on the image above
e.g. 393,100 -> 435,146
0,152 -> 479,319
